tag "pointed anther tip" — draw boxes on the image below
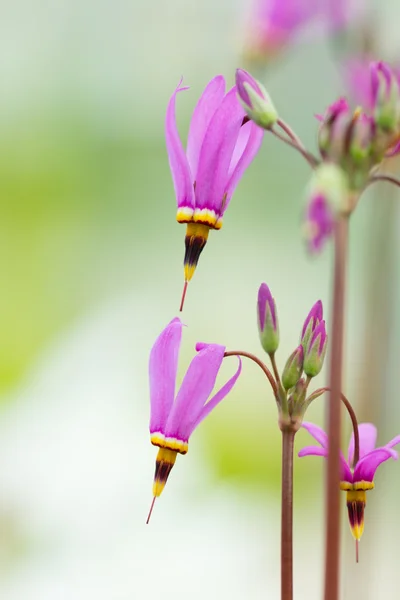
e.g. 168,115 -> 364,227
146,496 -> 156,525
179,280 -> 188,312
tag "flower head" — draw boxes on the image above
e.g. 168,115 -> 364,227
148,318 -> 241,517
243,0 -> 320,62
257,283 -> 279,354
235,69 -> 278,128
166,76 -> 263,308
299,422 -> 400,542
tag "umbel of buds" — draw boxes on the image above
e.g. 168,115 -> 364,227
236,69 -> 278,129
257,283 -> 279,354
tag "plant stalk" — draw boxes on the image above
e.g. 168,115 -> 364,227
281,429 -> 295,600
324,215 -> 349,600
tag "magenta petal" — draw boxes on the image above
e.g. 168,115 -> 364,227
348,423 -> 377,464
301,421 -> 328,448
164,343 -> 226,442
354,448 -> 396,482
186,75 -> 226,181
385,434 -> 400,451
224,121 -> 263,212
149,318 -> 183,435
298,445 -> 328,458
195,86 -> 245,212
193,356 -> 242,431
165,79 -> 195,210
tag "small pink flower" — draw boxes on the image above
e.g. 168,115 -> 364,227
299,422 -> 400,542
147,318 -> 241,517
304,193 -> 335,253
166,76 -> 263,304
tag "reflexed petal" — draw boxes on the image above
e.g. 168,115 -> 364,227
164,344 -> 226,441
193,356 -> 242,431
186,76 -> 226,180
165,80 -> 195,209
354,448 -> 395,482
302,421 -> 328,448
224,121 -> 264,212
149,318 -> 183,434
385,434 -> 400,451
298,445 -> 327,458
298,445 -> 353,482
348,423 -> 377,464
195,87 -> 244,213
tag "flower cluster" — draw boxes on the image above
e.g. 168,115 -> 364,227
235,60 -> 400,253
257,284 -> 327,429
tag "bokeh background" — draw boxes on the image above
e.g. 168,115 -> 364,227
0,0 -> 399,598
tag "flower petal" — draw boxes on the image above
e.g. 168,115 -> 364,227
385,434 -> 400,451
354,448 -> 396,482
298,445 -> 328,458
186,76 -> 226,181
192,356 -> 242,431
149,318 -> 183,434
195,86 -> 245,213
223,121 -> 263,214
165,79 -> 195,210
348,423 -> 377,464
298,445 -> 352,482
164,343 -> 226,442
301,421 -> 328,448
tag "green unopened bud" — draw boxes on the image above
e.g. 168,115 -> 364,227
303,320 -> 328,377
257,283 -> 279,354
282,345 -> 304,390
288,377 -> 307,410
236,69 -> 278,129
371,61 -> 400,132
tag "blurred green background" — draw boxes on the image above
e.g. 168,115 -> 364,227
0,0 -> 399,598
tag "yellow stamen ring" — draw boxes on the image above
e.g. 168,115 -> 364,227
151,432 -> 188,455
340,481 -> 374,491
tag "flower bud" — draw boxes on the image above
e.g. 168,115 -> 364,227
288,377 -> 307,411
318,98 -> 351,161
301,300 -> 323,350
282,345 -> 304,390
236,69 -> 278,129
257,283 -> 279,354
303,320 -> 328,377
371,61 -> 400,133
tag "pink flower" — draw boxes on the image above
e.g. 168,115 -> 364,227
148,318 -> 241,511
304,193 -> 335,253
243,0 -> 320,59
299,422 -> 400,541
166,76 -> 263,301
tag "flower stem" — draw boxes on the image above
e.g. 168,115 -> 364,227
270,127 -> 319,169
307,388 -> 360,467
281,429 -> 295,600
223,350 -> 278,397
324,215 -> 349,600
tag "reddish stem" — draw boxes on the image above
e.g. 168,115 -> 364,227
281,429 -> 295,600
223,350 -> 277,397
324,216 -> 349,600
